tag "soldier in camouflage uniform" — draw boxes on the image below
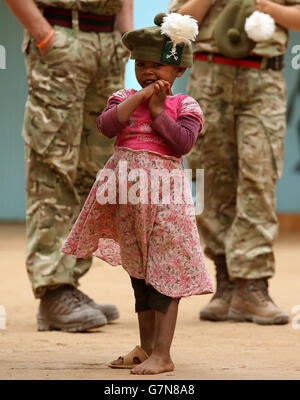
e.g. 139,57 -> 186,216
169,0 -> 300,324
4,0 -> 133,332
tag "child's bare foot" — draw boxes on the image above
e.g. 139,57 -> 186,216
130,353 -> 174,375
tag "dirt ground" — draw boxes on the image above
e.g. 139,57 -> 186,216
0,222 -> 300,381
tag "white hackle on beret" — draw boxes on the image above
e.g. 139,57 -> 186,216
245,11 -> 275,42
160,13 -> 199,59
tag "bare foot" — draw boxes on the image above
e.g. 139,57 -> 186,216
130,353 -> 174,375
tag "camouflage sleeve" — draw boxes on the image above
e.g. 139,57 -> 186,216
168,0 -> 188,13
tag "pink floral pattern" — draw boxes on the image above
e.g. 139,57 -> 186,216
62,149 -> 213,298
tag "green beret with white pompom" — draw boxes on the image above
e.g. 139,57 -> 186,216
122,13 -> 199,68
214,0 -> 276,59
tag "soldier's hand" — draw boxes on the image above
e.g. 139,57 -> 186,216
256,0 -> 271,13
38,33 -> 55,56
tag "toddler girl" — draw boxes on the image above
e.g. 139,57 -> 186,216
62,12 -> 213,375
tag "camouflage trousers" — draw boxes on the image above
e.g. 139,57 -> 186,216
186,60 -> 287,279
23,24 -> 128,298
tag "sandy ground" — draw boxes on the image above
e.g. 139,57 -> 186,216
0,222 -> 300,381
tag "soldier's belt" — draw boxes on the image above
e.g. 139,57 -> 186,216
43,7 -> 115,32
194,52 -> 284,70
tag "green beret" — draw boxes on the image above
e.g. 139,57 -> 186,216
122,13 -> 194,68
214,0 -> 256,59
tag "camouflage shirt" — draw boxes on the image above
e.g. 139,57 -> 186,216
168,0 -> 300,57
35,0 -> 123,15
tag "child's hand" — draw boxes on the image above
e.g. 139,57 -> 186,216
116,80 -> 170,124
148,80 -> 172,119
139,82 -> 157,100
139,80 -> 170,100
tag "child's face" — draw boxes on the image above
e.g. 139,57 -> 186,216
135,60 -> 186,89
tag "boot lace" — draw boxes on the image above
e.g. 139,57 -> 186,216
59,286 -> 92,309
72,288 -> 93,304
213,261 -> 234,302
249,279 -> 272,303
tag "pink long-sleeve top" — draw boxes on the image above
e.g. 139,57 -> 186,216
97,89 -> 203,159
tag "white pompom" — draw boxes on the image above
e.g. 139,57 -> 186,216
160,13 -> 199,48
245,11 -> 275,42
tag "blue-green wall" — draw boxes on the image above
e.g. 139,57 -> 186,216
0,6 -> 28,220
277,38 -> 300,213
0,1 -> 299,220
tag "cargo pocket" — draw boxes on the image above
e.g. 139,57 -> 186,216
262,124 -> 286,181
259,71 -> 287,181
23,28 -> 78,155
112,30 -> 130,78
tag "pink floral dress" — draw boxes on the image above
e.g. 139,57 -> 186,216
61,91 -> 213,299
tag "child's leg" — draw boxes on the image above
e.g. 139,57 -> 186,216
109,277 -> 155,367
109,278 -> 179,373
131,298 -> 179,375
109,309 -> 155,367
137,309 -> 155,356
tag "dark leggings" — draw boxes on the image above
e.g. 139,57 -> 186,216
130,276 -> 179,313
